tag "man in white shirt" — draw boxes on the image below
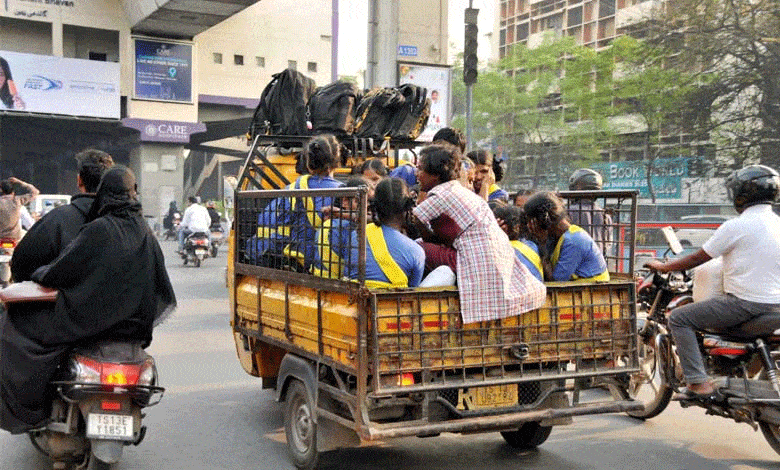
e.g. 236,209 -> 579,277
646,165 -> 780,397
178,196 -> 211,253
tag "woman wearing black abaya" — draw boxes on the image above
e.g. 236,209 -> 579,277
0,166 -> 175,433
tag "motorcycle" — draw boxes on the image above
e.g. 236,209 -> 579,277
620,227 -> 780,455
181,232 -> 209,268
209,224 -> 224,258
0,237 -> 16,287
2,283 -> 164,470
163,213 -> 181,241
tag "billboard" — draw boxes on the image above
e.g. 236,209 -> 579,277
134,38 -> 192,103
591,158 -> 688,199
0,50 -> 119,119
398,62 -> 451,142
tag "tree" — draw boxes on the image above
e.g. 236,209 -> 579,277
653,0 -> 780,169
453,35 -> 618,188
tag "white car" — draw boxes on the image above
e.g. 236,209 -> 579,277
29,194 -> 71,219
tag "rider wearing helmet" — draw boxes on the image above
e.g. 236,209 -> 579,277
646,164 -> 780,398
567,168 -> 613,261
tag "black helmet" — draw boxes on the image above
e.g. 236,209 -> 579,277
568,168 -> 603,190
725,164 -> 780,211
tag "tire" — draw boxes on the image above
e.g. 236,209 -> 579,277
195,258 -> 201,268
211,246 -> 218,258
183,256 -> 188,266
500,422 -> 553,449
285,380 -> 319,470
87,453 -> 112,470
624,324 -> 673,420
760,421 -> 780,456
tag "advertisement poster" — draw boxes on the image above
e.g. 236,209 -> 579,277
591,158 -> 688,199
0,50 -> 119,118
134,39 -> 192,103
398,62 -> 451,142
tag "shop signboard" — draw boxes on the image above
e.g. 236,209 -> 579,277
591,158 -> 687,199
0,50 -> 119,118
398,62 -> 451,142
134,38 -> 192,103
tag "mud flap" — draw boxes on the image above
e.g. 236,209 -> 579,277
539,392 -> 573,427
90,439 -> 124,464
316,417 -> 361,452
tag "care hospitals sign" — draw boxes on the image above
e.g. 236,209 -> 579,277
0,50 -> 119,119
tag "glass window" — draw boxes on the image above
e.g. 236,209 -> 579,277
288,60 -> 297,70
213,52 -> 222,64
234,54 -> 244,65
256,56 -> 265,67
308,62 -> 317,73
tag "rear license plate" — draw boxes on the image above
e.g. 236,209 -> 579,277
86,413 -> 134,441
0,255 -> 10,263
458,384 -> 518,410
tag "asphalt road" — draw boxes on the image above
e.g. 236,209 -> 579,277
2,240 -> 780,469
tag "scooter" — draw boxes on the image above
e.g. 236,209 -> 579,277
209,224 -> 224,258
181,232 -> 209,268
1,283 -> 164,470
617,227 -> 780,455
0,237 -> 17,287
163,213 -> 181,241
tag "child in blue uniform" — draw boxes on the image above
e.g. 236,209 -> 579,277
523,191 -> 608,282
493,205 -> 543,281
334,178 -> 425,287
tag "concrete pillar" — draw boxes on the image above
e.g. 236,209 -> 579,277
367,0 -> 399,88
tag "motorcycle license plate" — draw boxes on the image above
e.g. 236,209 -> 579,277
196,248 -> 207,255
458,384 -> 518,410
86,413 -> 134,441
0,255 -> 10,263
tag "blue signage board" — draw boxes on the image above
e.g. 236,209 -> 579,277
134,39 -> 192,103
398,45 -> 418,57
591,158 -> 687,199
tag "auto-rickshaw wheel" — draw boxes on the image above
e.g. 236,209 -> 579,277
285,379 -> 318,469
500,421 -> 553,448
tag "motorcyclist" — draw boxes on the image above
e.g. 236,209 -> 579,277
206,200 -> 221,228
645,165 -> 780,397
178,196 -> 211,253
0,177 -> 39,242
1,166 -> 176,433
163,200 -> 178,231
11,149 -> 114,281
567,168 -> 613,258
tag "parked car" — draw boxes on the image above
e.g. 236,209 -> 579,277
28,194 -> 71,219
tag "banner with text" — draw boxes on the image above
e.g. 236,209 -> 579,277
134,39 -> 192,103
591,158 -> 688,199
0,50 -> 119,118
398,63 -> 451,142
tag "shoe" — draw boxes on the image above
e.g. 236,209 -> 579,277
673,386 -> 718,401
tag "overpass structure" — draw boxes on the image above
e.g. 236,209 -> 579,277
123,0 -> 260,39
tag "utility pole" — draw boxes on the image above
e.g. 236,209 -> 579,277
464,5 -> 479,151
366,0 -> 399,88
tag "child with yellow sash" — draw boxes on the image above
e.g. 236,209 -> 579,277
493,205 -> 543,281
524,191 -> 609,282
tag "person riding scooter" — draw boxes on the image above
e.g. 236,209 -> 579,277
0,166 -> 176,433
645,165 -> 780,398
178,196 -> 210,254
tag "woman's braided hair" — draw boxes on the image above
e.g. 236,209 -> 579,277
305,134 -> 340,172
370,177 -> 415,226
523,191 -> 568,230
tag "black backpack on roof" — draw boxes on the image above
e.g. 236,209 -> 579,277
353,87 -> 406,141
307,81 -> 363,136
388,84 -> 430,141
248,68 -> 316,139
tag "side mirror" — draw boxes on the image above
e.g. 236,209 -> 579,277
661,226 -> 684,255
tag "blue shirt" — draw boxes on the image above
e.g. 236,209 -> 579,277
511,239 -> 543,281
389,163 -> 417,188
550,226 -> 608,281
334,223 -> 425,287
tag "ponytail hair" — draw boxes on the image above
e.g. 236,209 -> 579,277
305,134 -> 340,172
370,177 -> 415,226
523,191 -> 568,230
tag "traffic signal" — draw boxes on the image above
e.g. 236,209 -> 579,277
464,8 -> 479,86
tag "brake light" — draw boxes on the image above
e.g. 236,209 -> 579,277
71,356 -> 143,385
0,238 -> 16,249
398,373 -> 415,386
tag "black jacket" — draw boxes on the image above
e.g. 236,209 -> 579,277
11,194 -> 94,282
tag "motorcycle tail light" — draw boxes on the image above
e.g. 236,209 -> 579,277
70,356 -> 101,384
0,238 -> 16,249
71,356 -> 144,385
101,400 -> 122,411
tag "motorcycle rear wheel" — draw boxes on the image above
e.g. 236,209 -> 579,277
500,422 -> 553,448
759,421 -> 780,456
625,324 -> 673,419
86,454 -> 112,470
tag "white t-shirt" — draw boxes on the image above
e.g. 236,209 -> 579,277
702,204 -> 780,303
181,203 -> 211,233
